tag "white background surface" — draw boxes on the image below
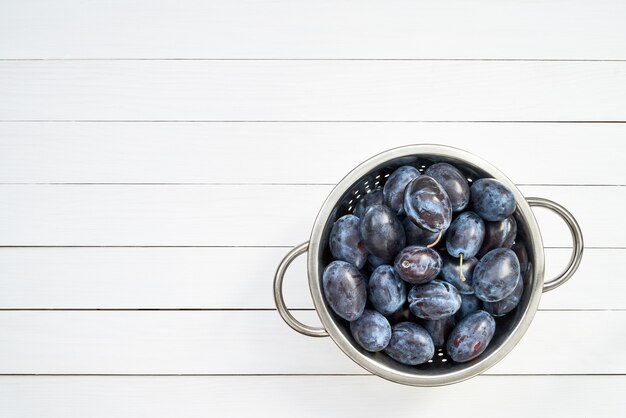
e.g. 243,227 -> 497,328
1,1 -> 625,416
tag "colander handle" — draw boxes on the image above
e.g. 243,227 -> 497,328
273,241 -> 329,337
527,197 -> 584,292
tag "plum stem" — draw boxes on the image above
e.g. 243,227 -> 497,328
426,229 -> 443,248
459,253 -> 466,282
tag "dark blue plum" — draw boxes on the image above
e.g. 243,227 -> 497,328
383,166 -> 421,214
446,211 -> 485,258
456,293 -> 483,321
322,261 -> 367,321
470,178 -> 516,222
367,253 -> 387,268
408,279 -> 462,320
360,205 -> 406,262
483,273 -> 523,316
473,248 -> 521,302
368,265 -> 406,316
350,309 -> 392,352
394,245 -> 442,285
403,218 -> 442,247
386,306 -> 411,325
512,241 -> 529,277
384,322 -> 435,365
423,316 -> 455,347
440,253 -> 477,295
446,310 -> 496,363
354,188 -> 384,218
329,214 -> 368,269
404,176 -> 453,232
425,163 -> 470,212
478,216 -> 517,258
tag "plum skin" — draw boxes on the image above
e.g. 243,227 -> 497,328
403,217 -> 441,247
384,322 -> 435,365
425,162 -> 470,212
403,176 -> 453,233
350,309 -> 392,352
473,248 -> 521,302
360,204 -> 406,262
440,253 -> 478,295
446,310 -> 496,363
446,211 -> 485,259
470,178 -> 516,222
383,166 -> 421,214
354,188 -> 384,219
456,293 -> 483,322
329,214 -> 368,269
321,163 -> 529,365
368,265 -> 407,316
483,273 -> 524,316
322,261 -> 367,321
394,245 -> 442,285
408,279 -> 462,320
423,316 -> 456,347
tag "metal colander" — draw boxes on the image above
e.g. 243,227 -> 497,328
274,145 -> 583,386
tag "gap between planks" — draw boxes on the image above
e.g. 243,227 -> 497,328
0,308 -> 621,312
2,58 -> 626,62
2,120 -> 626,123
0,246 -> 619,249
0,183 -> 625,187
0,373 -> 622,377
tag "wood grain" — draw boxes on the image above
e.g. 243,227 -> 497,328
0,310 -> 621,375
0,184 -> 617,247
0,122 -> 624,185
2,61 -> 626,121
2,0 -> 625,59
2,0 -> 625,415
1,376 -> 623,418
0,248 -> 617,310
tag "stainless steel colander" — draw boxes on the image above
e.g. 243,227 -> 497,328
273,144 -> 583,386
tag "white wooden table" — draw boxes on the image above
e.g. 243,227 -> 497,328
1,1 -> 625,416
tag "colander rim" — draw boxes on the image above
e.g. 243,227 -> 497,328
307,144 -> 545,386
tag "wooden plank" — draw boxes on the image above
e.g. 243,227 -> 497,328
0,248 -> 616,310
0,376 -> 624,418
0,184 -> 618,247
2,61 -> 626,121
0,310 -> 621,375
0,122 -> 624,185
2,1 -> 626,59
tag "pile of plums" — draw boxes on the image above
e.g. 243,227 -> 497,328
323,162 -> 529,366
